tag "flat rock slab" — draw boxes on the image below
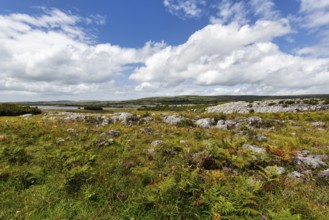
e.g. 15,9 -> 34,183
294,154 -> 327,169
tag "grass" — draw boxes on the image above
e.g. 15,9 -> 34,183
0,110 -> 329,219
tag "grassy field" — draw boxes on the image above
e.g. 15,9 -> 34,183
1,109 -> 329,219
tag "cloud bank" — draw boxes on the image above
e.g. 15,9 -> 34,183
1,1 -> 329,101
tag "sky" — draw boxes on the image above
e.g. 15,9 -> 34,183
0,0 -> 329,101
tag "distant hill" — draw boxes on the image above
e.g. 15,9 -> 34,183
8,94 -> 329,107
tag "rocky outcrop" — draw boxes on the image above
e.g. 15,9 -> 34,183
195,118 -> 215,128
294,151 -> 327,169
163,115 -> 185,125
111,113 -> 138,125
207,99 -> 329,113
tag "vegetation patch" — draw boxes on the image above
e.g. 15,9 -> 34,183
0,104 -> 41,116
0,109 -> 329,219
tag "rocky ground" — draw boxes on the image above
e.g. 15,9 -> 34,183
207,98 -> 329,113
1,103 -> 329,219
40,109 -> 329,184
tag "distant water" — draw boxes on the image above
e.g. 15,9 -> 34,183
33,106 -> 79,110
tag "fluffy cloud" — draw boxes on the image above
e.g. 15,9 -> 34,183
0,9 -> 163,99
130,19 -> 329,95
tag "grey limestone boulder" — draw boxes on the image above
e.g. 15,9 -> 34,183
294,153 -> 327,169
163,115 -> 185,125
111,113 -> 137,125
195,118 -> 215,128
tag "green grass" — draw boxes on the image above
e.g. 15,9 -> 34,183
0,110 -> 329,219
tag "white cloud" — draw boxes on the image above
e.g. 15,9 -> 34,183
163,0 -> 206,19
130,19 -> 329,95
298,0 -> 329,28
210,0 -> 248,25
210,0 -> 280,25
0,9 -> 164,99
249,0 -> 279,20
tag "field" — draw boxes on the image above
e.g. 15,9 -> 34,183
1,106 -> 329,219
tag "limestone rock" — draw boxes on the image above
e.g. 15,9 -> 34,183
195,118 -> 215,128
163,115 -> 185,125
311,122 -> 325,127
207,99 -> 329,114
141,127 -> 153,134
294,153 -> 327,169
318,169 -> 329,180
111,113 -> 137,125
151,140 -> 163,147
109,130 -> 121,137
287,171 -> 304,180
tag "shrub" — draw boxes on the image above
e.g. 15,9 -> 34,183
284,100 -> 295,105
303,99 -> 319,105
83,106 -> 103,110
0,104 -> 41,116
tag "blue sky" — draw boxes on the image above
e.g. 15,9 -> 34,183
0,0 -> 329,101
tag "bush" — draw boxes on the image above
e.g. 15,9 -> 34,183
0,104 -> 41,116
303,99 -> 319,105
83,106 -> 103,111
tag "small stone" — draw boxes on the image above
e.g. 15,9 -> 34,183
0,135 -> 7,141
67,128 -> 75,133
96,141 -> 109,147
151,140 -> 163,147
57,139 -> 65,144
287,171 -> 304,180
318,169 -> 329,179
311,122 -> 325,127
21,114 -> 33,118
99,132 -> 107,139
147,148 -> 156,154
255,133 -> 267,141
109,130 -> 121,137
247,116 -> 262,127
141,127 -> 153,134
